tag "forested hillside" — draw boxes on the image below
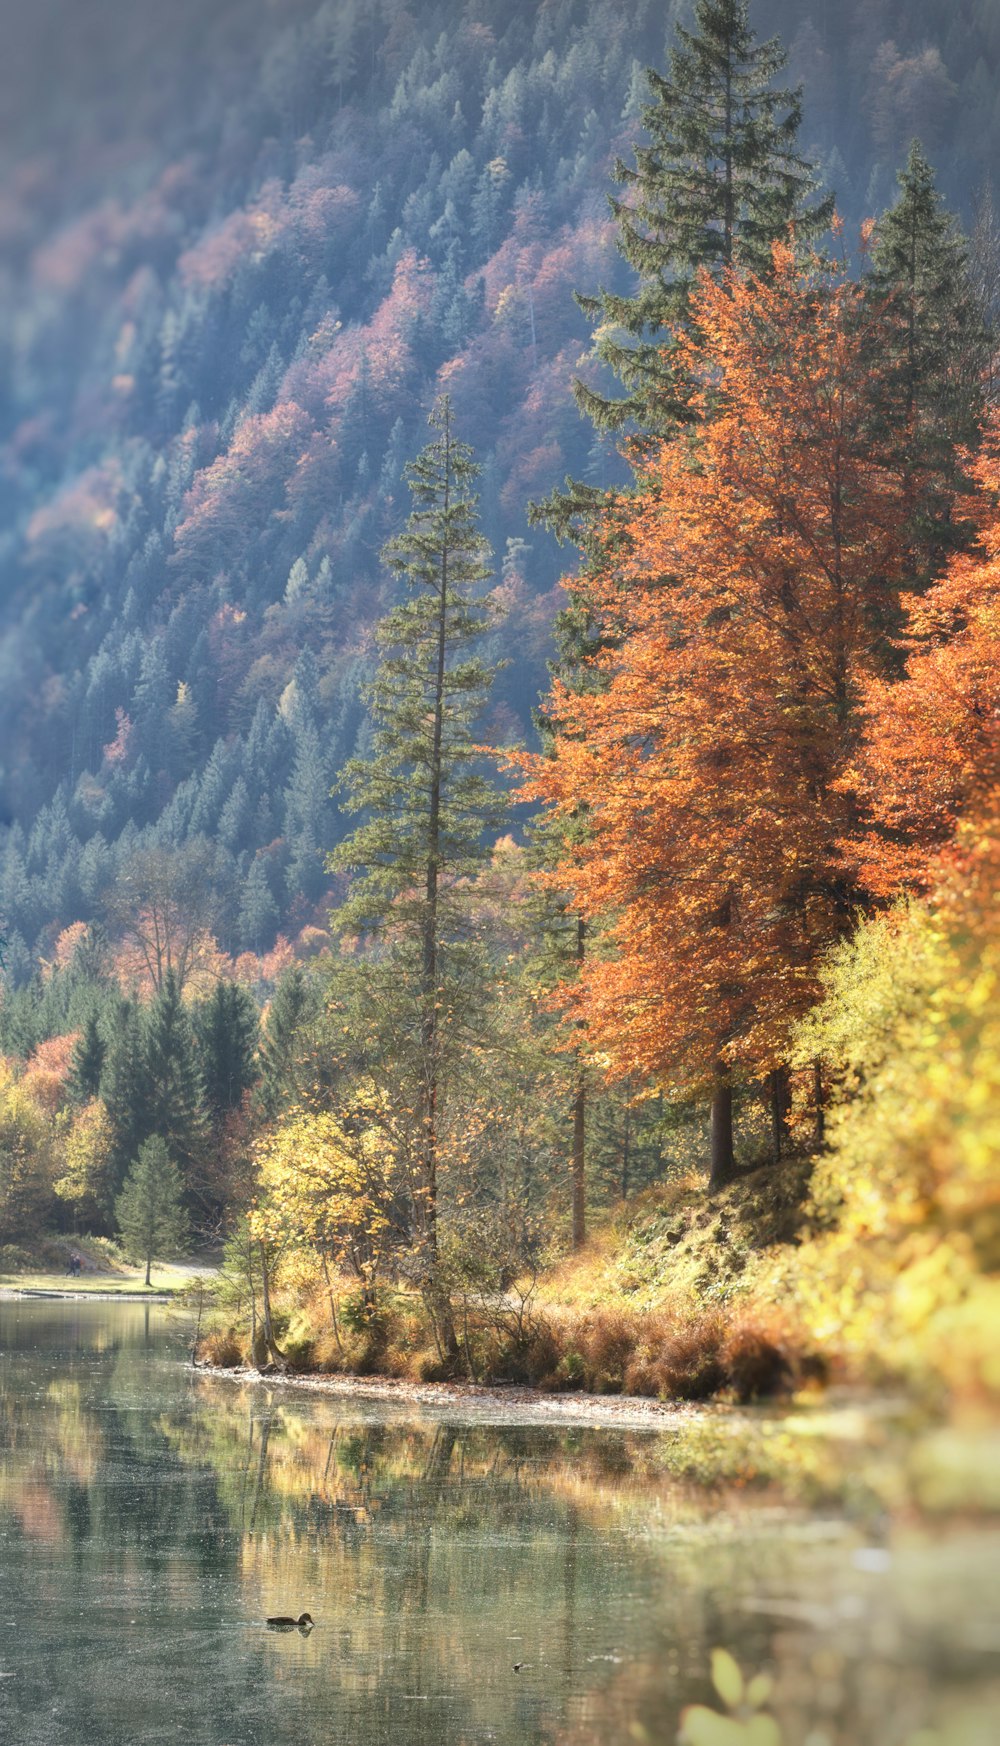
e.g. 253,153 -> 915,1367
0,0 -> 997,974
1,0 -> 997,1415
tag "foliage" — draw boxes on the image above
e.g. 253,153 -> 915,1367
115,1135 -> 189,1285
520,245 -> 922,1100
574,0 -> 830,442
779,813 -> 1000,1400
252,1092 -> 409,1309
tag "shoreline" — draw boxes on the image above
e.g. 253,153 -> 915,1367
190,1359 -> 721,1428
1,1287 -> 173,1303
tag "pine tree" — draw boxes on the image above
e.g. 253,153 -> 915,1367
116,1136 -> 188,1287
103,1000 -> 153,1195
68,1013 -> 106,1104
572,0 -> 832,446
256,964 -> 318,1119
194,981 -> 259,1124
143,969 -> 210,1195
238,856 -> 279,955
328,396 -> 506,1299
866,140 -> 985,584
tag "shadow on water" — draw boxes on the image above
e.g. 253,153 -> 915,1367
0,1299 -> 997,1746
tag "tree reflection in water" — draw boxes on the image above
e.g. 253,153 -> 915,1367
0,1300 -> 996,1746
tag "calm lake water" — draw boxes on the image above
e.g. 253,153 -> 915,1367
0,1300 -> 996,1746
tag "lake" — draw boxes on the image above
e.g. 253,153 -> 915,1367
0,1299 -> 996,1745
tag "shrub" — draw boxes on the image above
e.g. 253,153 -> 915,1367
721,1312 -> 793,1401
0,1243 -> 34,1274
197,1328 -> 244,1367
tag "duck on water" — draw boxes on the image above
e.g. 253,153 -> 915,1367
266,1612 -> 314,1632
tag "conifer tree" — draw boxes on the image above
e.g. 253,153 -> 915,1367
194,981 -> 259,1124
329,397 -> 506,1303
68,1012 -> 106,1104
104,1001 -> 152,1195
116,1136 -> 188,1287
143,969 -> 210,1195
573,0 -> 831,445
256,964 -> 319,1119
238,856 -> 279,955
866,141 -> 985,584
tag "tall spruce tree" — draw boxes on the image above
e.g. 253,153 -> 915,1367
104,1000 -> 152,1195
194,981 -> 259,1124
256,964 -> 319,1119
328,397 -> 506,1306
68,1012 -> 106,1104
867,141 -> 985,586
144,969 -> 209,1199
572,0 -> 832,448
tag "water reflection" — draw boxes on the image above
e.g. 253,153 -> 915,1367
0,1300 -> 996,1746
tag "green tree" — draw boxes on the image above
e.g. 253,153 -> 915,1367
115,1136 -> 188,1286
867,140 -> 985,585
68,1012 -> 106,1104
256,964 -> 321,1119
103,1000 -> 152,1196
194,981 -> 259,1124
144,969 -> 209,1198
572,0 -> 831,446
328,397 -> 506,1311
238,855 -> 279,955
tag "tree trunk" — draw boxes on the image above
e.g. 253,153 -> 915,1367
418,418 -> 457,1358
813,1060 -> 825,1147
709,1070 -> 735,1191
571,1076 -> 586,1249
769,1067 -> 789,1164
320,1253 -> 344,1355
571,915 -> 587,1248
144,1250 -> 152,1288
258,1241 -> 284,1367
620,1098 -> 632,1203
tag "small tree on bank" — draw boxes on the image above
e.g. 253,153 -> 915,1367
116,1136 -> 188,1286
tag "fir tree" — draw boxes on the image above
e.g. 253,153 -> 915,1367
104,1001 -> 153,1195
238,855 -> 279,955
68,1013 -> 106,1104
328,397 -> 506,1297
116,1136 -> 188,1287
256,964 -> 318,1119
194,981 -> 259,1124
143,969 -> 210,1195
573,0 -> 832,446
867,140 -> 985,584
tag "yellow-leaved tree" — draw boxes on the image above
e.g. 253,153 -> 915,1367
251,1085 -> 410,1347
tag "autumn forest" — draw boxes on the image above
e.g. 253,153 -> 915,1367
0,0 -> 997,1406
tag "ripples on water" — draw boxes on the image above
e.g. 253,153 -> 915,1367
0,1299 -> 996,1746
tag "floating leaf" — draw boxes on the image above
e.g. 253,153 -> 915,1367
746,1714 -> 783,1746
745,1673 -> 774,1709
711,1648 -> 745,1710
678,1703 -> 747,1746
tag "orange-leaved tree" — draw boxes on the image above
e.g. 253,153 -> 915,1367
520,244 -> 922,1188
850,423 -> 1000,894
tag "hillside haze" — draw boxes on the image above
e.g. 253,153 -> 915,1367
0,0 -> 994,976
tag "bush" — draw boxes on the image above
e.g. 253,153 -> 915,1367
721,1312 -> 793,1401
197,1328 -> 244,1367
0,1243 -> 34,1274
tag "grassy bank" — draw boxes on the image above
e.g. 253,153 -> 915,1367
198,1129 -> 996,1415
198,1158 -> 823,1404
0,1235 -> 215,1297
